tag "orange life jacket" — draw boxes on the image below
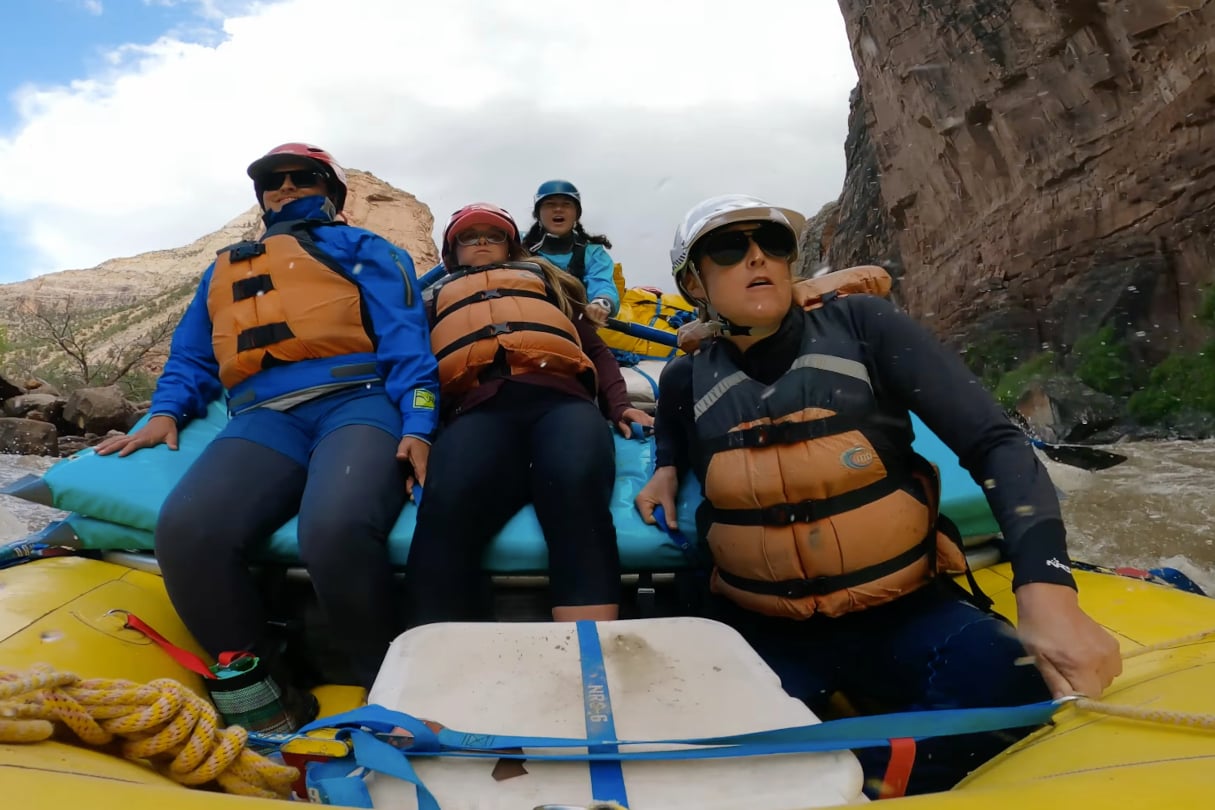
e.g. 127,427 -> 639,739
429,262 -> 596,397
207,225 -> 375,389
692,265 -> 968,620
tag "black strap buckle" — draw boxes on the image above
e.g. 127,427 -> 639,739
226,241 -> 266,262
489,323 -> 512,336
767,501 -> 819,524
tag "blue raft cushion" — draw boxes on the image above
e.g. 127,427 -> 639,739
42,400 -> 998,574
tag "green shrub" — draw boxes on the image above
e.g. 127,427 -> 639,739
1128,344 -> 1215,423
1197,284 -> 1215,328
994,352 -> 1056,409
1071,325 -> 1132,396
962,333 -> 1021,390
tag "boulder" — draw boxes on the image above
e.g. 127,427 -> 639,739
0,417 -> 59,456
1014,376 -> 1122,443
63,385 -> 136,436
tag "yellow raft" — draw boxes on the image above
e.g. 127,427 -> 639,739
2,551 -> 1213,809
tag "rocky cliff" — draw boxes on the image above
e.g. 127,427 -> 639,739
817,0 -> 1214,371
0,171 -> 439,384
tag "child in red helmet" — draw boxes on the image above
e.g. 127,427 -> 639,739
406,202 -> 651,624
96,143 -> 439,723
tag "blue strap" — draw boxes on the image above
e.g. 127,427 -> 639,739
610,348 -> 643,367
576,620 -> 629,807
301,698 -> 1061,761
306,758 -> 374,807
632,363 -> 660,401
303,728 -> 443,808
652,506 -> 702,565
667,310 -> 696,329
348,730 -> 442,810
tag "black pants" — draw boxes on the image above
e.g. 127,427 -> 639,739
406,384 -> 620,624
154,426 -> 406,689
710,583 -> 1051,796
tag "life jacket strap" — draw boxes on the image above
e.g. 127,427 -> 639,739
433,288 -> 552,327
701,412 -> 867,455
236,321 -> 295,353
434,321 -> 580,363
717,542 -> 931,599
709,476 -> 902,526
232,274 -> 275,301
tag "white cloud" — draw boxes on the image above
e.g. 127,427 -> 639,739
83,0 -> 104,14
0,0 -> 857,288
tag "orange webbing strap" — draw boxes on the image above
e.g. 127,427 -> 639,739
878,737 -> 917,799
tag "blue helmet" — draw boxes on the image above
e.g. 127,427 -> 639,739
533,179 -> 581,216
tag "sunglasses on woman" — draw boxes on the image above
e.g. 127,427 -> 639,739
259,169 -> 325,190
695,223 -> 796,267
455,229 -> 509,246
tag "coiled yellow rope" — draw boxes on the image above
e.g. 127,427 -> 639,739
0,664 -> 299,799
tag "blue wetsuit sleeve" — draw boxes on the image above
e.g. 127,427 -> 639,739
848,295 -> 1075,590
347,232 -> 440,441
583,244 -> 620,314
148,267 -> 223,426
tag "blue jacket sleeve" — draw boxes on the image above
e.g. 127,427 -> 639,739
342,231 -> 440,441
583,244 -> 620,314
148,267 -> 223,426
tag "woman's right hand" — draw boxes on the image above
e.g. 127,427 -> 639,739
635,465 -> 679,530
94,414 -> 180,457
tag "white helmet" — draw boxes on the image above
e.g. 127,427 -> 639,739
670,194 -> 806,302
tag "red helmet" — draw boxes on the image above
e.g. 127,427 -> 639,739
441,203 -> 521,266
247,142 -> 349,212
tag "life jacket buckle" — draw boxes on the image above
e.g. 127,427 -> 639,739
482,289 -> 503,300
227,241 -> 267,262
489,322 -> 512,336
785,577 -> 828,599
754,425 -> 771,446
769,501 -> 818,524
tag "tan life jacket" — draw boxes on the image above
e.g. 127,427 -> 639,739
690,265 -> 968,620
429,262 -> 596,397
207,226 -> 375,389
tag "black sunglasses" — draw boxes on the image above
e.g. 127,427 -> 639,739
696,223 -> 796,267
259,169 -> 325,191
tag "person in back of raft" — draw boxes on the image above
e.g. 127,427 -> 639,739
633,194 -> 1122,796
523,179 -> 620,326
94,143 -> 439,721
405,203 -> 651,624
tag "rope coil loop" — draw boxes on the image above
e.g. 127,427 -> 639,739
0,664 -> 299,799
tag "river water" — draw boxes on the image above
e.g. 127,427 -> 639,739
1044,439 -> 1215,593
1,443 -> 1212,592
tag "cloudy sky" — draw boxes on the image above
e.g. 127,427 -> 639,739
0,0 -> 857,289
